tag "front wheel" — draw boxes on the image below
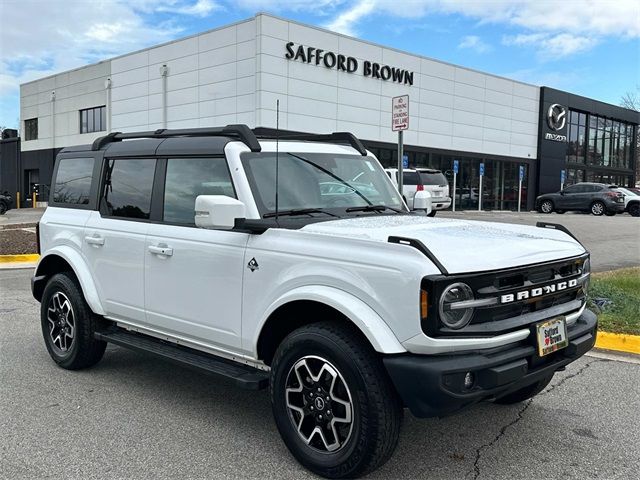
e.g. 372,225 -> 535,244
494,375 -> 553,404
539,200 -> 554,214
427,210 -> 437,217
629,203 -> 640,217
0,202 -> 7,215
270,322 -> 403,479
41,273 -> 106,370
591,201 -> 605,216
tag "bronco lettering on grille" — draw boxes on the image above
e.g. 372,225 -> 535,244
500,279 -> 578,304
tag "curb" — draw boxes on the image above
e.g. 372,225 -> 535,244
0,254 -> 40,263
595,331 -> 640,355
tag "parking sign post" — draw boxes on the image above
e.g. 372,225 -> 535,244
518,165 -> 524,213
478,163 -> 485,211
560,169 -> 566,191
452,159 -> 459,212
392,95 -> 409,198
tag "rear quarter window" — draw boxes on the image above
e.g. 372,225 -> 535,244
402,172 -> 420,185
420,172 -> 447,186
52,157 -> 95,205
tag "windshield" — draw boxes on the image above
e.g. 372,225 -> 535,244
241,152 -> 404,217
419,171 -> 448,186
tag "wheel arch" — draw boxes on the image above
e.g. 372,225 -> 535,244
255,286 -> 406,366
34,248 -> 105,315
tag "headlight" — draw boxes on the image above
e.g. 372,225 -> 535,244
582,258 -> 591,294
438,282 -> 474,329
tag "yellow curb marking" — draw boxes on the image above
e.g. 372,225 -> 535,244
0,254 -> 40,263
596,331 -> 640,355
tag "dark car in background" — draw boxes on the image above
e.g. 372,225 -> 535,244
0,191 -> 12,215
536,182 -> 625,216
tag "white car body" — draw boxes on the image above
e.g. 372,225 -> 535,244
33,128 -> 597,477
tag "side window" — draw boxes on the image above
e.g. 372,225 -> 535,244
53,157 -> 95,205
563,185 -> 580,194
103,159 -> 156,219
163,157 -> 235,225
403,172 -> 420,185
592,185 -> 603,192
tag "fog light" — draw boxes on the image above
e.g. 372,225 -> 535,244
464,372 -> 474,389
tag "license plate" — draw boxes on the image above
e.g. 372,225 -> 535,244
536,317 -> 568,356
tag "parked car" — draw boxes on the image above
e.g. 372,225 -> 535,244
33,126 -> 596,479
0,191 -> 12,214
536,182 -> 625,216
414,168 -> 452,215
384,168 -> 432,214
614,187 -> 640,217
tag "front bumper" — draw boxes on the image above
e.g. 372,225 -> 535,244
384,309 -> 597,418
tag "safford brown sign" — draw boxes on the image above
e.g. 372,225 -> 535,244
285,42 -> 414,86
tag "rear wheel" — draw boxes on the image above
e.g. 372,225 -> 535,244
427,210 -> 437,217
591,201 -> 605,216
627,203 -> 640,217
270,322 -> 403,479
494,375 -> 553,404
0,202 -> 7,215
539,200 -> 554,214
41,273 -> 106,370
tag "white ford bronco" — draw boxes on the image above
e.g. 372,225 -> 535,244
33,125 -> 597,478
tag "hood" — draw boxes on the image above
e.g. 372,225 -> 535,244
300,215 -> 585,274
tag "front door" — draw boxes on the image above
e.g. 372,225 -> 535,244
144,157 -> 247,351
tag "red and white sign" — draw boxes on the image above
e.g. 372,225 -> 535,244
392,95 -> 409,131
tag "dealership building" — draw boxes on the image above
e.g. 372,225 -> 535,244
1,13 -> 638,210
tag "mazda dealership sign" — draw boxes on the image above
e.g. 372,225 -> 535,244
544,103 -> 568,142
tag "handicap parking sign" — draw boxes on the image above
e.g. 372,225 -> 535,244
479,163 -> 485,176
402,155 -> 408,169
453,160 -> 459,174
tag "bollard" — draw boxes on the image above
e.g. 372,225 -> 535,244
32,191 -> 37,208
16,191 -> 20,209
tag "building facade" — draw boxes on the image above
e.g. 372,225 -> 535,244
4,13 -> 638,209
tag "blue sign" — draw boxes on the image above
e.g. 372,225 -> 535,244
453,160 -> 459,174
519,165 -> 525,181
561,169 -> 566,183
402,154 -> 409,169
479,163 -> 485,176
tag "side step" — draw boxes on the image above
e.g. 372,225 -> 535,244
95,329 -> 269,390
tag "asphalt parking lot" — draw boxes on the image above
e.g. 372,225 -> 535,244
439,210 -> 640,272
1,268 -> 640,480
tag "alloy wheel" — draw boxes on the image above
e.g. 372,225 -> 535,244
541,201 -> 553,213
591,202 -> 605,215
47,291 -> 75,353
285,355 -> 354,453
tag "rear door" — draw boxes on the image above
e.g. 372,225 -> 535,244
144,157 -> 248,351
83,157 -> 157,323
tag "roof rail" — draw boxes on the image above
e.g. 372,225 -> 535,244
91,124 -> 261,152
254,131 -> 368,156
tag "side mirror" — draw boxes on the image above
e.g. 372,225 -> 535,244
195,195 -> 246,230
413,190 -> 433,215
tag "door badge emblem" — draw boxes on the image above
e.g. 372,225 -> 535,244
247,258 -> 259,272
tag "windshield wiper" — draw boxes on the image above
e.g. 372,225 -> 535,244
263,208 -> 338,219
345,205 -> 405,214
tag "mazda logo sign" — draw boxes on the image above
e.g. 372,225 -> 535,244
547,104 -> 567,131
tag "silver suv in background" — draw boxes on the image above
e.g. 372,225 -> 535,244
384,168 -> 432,214
414,168 -> 452,215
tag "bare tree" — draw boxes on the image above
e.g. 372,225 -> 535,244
620,87 -> 640,185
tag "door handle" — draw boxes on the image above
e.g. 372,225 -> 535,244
148,245 -> 173,257
85,235 -> 105,246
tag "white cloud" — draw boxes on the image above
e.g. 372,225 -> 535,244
503,33 -> 599,59
458,35 -> 491,54
324,0 -> 377,36
157,0 -> 220,16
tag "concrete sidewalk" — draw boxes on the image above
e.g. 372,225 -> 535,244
0,208 -> 46,229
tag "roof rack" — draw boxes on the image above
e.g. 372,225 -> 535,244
91,124 -> 261,152
254,131 -> 368,156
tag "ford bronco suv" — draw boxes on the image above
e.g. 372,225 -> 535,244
32,125 -> 596,479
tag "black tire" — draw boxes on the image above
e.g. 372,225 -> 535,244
591,201 -> 606,216
427,210 -> 437,217
270,322 -> 403,479
629,203 -> 640,217
40,273 -> 106,370
539,200 -> 554,214
494,375 -> 553,405
0,202 -> 7,215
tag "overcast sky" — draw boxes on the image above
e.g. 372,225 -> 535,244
1,0 -> 639,129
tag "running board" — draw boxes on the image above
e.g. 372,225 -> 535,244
95,329 -> 269,390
